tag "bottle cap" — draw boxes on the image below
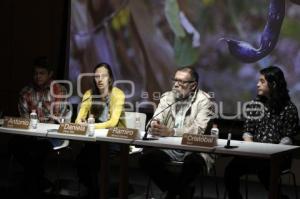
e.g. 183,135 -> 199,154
212,123 -> 218,128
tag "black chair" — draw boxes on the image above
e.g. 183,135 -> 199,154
244,168 -> 298,199
49,113 -> 81,197
278,168 -> 298,199
145,160 -> 219,199
47,139 -> 83,198
224,164 -> 298,199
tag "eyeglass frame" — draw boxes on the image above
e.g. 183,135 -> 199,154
171,78 -> 195,86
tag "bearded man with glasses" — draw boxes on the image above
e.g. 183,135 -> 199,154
140,66 -> 215,199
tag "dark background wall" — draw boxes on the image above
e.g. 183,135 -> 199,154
0,0 -> 68,117
0,0 -> 69,156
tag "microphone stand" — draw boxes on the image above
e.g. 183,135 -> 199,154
142,99 -> 181,140
224,118 -> 240,149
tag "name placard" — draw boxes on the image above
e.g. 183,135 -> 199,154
107,127 -> 138,139
181,133 -> 216,147
3,117 -> 30,129
58,123 -> 87,135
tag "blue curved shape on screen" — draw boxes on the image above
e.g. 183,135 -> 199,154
223,0 -> 285,63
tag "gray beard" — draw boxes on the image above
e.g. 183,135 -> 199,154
172,89 -> 183,101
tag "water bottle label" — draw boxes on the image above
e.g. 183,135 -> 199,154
88,124 -> 95,136
211,128 -> 219,145
31,119 -> 38,129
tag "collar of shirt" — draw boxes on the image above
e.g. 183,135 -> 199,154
33,80 -> 52,91
173,94 -> 194,128
96,95 -> 110,123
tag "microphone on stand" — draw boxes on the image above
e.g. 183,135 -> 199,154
143,91 -> 184,140
225,133 -> 232,148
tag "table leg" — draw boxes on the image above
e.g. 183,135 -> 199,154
100,142 -> 108,199
119,144 -> 129,199
269,155 -> 283,199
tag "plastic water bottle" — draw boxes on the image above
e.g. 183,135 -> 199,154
30,109 -> 38,129
59,117 -> 65,124
135,116 -> 141,130
135,116 -> 142,139
210,124 -> 219,144
87,114 -> 95,136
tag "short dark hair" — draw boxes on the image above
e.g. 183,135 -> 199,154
175,66 -> 199,83
259,66 -> 290,112
33,56 -> 53,72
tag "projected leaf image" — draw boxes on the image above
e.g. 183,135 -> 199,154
70,0 -> 300,116
165,0 -> 200,66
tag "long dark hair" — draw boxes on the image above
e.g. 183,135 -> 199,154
90,63 -> 114,120
258,66 -> 290,113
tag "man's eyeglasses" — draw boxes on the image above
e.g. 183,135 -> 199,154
172,78 -> 195,85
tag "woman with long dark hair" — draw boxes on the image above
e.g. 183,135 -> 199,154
75,63 -> 125,199
76,62 -> 125,127
258,66 -> 290,114
224,66 -> 299,199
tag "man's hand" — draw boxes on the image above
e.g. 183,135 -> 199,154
48,114 -> 61,124
242,133 -> 253,142
150,120 -> 174,137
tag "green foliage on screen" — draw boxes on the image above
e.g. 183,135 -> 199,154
165,0 -> 186,38
174,36 -> 199,66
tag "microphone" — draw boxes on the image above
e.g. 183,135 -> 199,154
224,132 -> 238,149
225,133 -> 231,148
142,93 -> 184,140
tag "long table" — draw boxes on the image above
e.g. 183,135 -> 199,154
134,138 -> 300,199
1,124 -> 299,199
0,124 -> 132,199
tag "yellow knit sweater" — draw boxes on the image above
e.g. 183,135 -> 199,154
75,87 -> 126,129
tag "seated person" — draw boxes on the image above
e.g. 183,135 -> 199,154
10,56 -> 68,198
139,66 -> 215,199
224,66 -> 299,199
75,62 -> 125,199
